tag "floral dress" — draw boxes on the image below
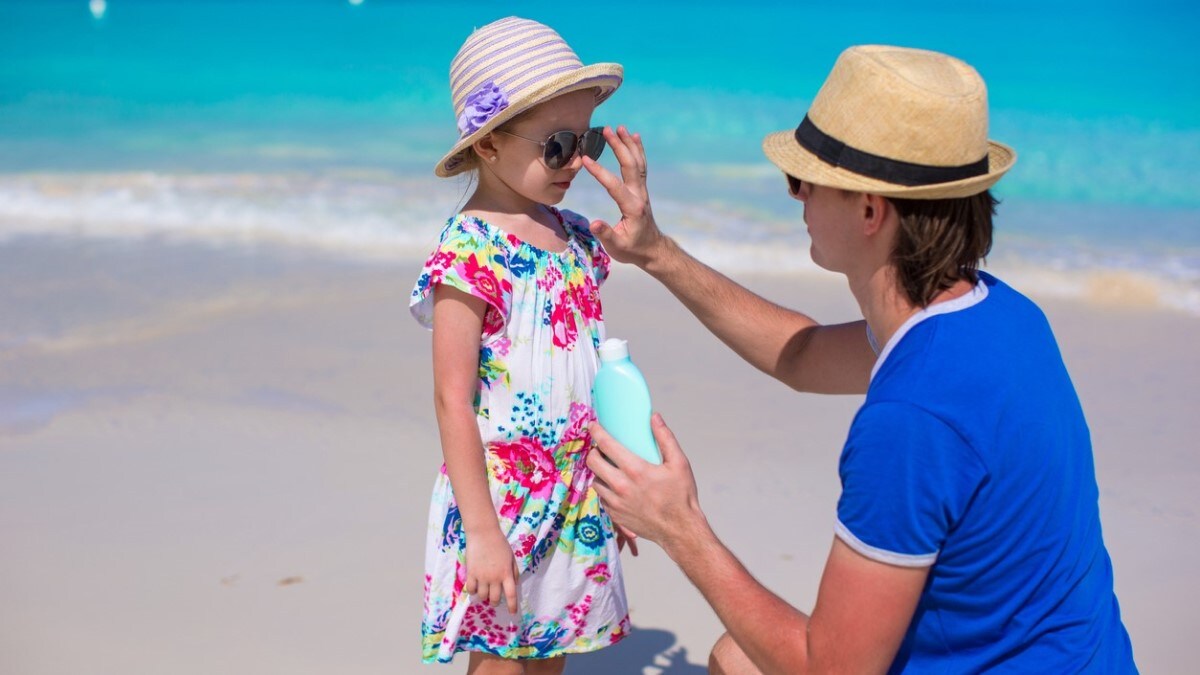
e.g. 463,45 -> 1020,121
410,208 -> 630,663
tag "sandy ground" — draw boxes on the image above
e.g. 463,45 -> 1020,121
1,235 -> 1195,674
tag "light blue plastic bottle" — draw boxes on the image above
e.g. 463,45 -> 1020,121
591,338 -> 662,464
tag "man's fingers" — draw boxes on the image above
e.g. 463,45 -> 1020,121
616,126 -> 645,165
592,475 -> 617,504
586,422 -> 620,482
586,444 -> 624,493
650,413 -> 686,466
632,132 -> 649,181
607,125 -> 646,186
612,126 -> 645,185
603,125 -> 639,170
589,420 -> 646,472
487,580 -> 501,608
581,156 -> 641,215
581,153 -> 622,192
589,219 -> 615,248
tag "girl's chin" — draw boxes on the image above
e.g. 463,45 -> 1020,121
540,190 -> 567,205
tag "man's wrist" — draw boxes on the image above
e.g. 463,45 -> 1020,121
659,506 -> 716,563
642,234 -> 680,278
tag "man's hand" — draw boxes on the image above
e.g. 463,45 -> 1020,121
581,126 -> 670,269
586,413 -> 705,555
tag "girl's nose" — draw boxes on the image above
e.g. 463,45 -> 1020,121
564,148 -> 586,171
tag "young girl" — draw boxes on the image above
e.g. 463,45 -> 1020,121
409,17 -> 631,673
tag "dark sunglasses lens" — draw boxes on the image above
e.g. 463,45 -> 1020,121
580,129 -> 606,161
543,131 -> 578,169
786,174 -> 802,196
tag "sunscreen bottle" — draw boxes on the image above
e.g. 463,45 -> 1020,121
592,338 -> 662,464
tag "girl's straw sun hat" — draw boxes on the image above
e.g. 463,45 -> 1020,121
436,17 -> 623,178
763,45 -> 1016,199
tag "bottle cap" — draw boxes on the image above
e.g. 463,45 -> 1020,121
597,338 -> 629,362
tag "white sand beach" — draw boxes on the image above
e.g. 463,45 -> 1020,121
1,236 -> 1195,674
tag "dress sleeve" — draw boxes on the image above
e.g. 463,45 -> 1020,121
836,401 -> 989,567
409,218 -> 512,339
560,209 -> 611,286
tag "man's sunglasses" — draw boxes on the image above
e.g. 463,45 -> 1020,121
496,127 -> 607,170
786,174 -> 804,199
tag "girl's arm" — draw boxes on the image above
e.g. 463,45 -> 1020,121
432,284 -> 520,613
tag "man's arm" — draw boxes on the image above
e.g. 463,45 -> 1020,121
582,127 -> 874,395
587,416 -> 926,673
643,235 -> 874,394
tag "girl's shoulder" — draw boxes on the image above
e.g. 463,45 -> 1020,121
550,207 -> 610,283
441,211 -> 491,240
438,212 -> 516,253
551,207 -> 604,258
553,207 -> 595,242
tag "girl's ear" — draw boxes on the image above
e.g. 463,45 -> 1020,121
472,133 -> 499,164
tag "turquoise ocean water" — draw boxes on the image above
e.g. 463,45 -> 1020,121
3,0 -> 1199,311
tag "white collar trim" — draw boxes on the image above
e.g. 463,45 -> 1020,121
869,279 -> 989,382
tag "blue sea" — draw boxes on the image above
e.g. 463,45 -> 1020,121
3,0 -> 1199,312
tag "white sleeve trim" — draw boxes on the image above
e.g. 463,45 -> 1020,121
835,520 -> 937,568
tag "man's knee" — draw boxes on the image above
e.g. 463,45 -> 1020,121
709,632 -> 761,675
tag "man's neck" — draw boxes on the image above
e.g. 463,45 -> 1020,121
851,270 -> 975,352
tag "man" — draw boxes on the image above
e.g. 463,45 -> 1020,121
578,46 -> 1137,673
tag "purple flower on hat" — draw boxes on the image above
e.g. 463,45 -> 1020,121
457,81 -> 509,136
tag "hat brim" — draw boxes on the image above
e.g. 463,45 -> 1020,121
762,130 -> 1016,199
435,63 -> 623,178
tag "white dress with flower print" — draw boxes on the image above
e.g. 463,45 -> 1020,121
410,208 -> 630,663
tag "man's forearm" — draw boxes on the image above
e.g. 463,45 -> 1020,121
642,237 -> 871,394
665,516 -> 812,674
643,238 -> 817,380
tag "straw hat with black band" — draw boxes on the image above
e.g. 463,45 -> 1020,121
763,45 -> 1016,199
436,17 -> 623,178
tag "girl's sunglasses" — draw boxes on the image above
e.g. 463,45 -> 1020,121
496,127 -> 606,170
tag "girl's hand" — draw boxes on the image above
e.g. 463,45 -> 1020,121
463,528 -> 521,614
581,126 -> 669,269
615,521 -> 640,557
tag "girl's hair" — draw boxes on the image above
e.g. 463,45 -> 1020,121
887,191 -> 999,307
457,149 -> 481,174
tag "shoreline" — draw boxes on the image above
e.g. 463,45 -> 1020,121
2,168 -> 1199,318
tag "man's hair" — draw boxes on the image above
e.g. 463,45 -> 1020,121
887,191 -> 999,307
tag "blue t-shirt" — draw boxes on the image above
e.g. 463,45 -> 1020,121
837,273 -> 1137,673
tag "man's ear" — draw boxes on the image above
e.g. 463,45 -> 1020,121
862,193 -> 891,237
